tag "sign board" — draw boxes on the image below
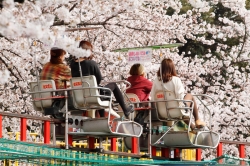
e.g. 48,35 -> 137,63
127,49 -> 152,64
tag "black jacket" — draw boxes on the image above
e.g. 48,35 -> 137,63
70,60 -> 102,85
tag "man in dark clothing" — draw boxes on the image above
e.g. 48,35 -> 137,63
71,60 -> 102,84
70,40 -> 134,118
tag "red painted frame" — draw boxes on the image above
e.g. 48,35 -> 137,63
239,144 -> 245,158
88,137 -> 95,149
0,115 -> 2,138
151,146 -> 157,156
43,121 -> 50,144
111,138 -> 117,151
196,149 -> 202,161
174,148 -> 180,158
131,137 -> 138,154
161,148 -> 170,158
20,118 -> 26,141
217,142 -> 223,157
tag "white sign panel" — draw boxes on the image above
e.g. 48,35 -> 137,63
127,49 -> 152,64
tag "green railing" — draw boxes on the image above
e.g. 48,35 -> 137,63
0,138 -> 217,165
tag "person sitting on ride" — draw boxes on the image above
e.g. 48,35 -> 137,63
126,63 -> 152,101
70,40 -> 134,118
150,58 -> 206,129
40,47 -> 72,89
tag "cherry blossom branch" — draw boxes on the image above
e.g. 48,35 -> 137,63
236,17 -> 247,59
0,35 -> 13,43
53,10 -> 127,26
0,52 -> 24,81
103,25 -> 120,37
112,23 -> 155,32
2,49 -> 22,58
69,3 -> 78,12
0,53 -> 21,81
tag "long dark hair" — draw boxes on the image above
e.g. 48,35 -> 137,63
157,58 -> 177,83
50,48 -> 66,64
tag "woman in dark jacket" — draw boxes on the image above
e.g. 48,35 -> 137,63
70,40 -> 133,118
126,64 -> 152,101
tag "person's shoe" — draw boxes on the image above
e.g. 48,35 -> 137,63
195,119 -> 206,128
124,104 -> 134,119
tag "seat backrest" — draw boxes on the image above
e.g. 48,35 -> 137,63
70,76 -> 102,108
29,80 -> 56,111
155,91 -> 188,119
125,93 -> 140,103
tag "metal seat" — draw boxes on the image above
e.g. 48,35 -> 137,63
123,93 -> 153,151
154,90 -> 191,120
69,76 -> 143,138
70,76 -> 119,118
29,80 -> 57,112
29,80 -> 65,118
151,91 -> 220,149
124,93 -> 140,103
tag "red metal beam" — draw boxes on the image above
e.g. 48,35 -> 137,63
68,135 -> 73,146
20,118 -> 27,141
196,149 -> 202,161
110,138 -> 117,151
0,115 -> 2,138
151,146 -> 157,156
161,148 -> 170,158
88,137 -> 95,149
217,142 -> 223,157
239,144 -> 246,166
43,121 -> 50,144
239,144 -> 245,158
131,137 -> 138,154
174,148 -> 180,158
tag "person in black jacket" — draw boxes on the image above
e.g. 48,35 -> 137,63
70,40 -> 134,118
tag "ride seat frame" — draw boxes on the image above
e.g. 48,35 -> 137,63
69,76 -> 142,138
151,91 -> 220,149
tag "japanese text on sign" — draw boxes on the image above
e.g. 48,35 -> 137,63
127,49 -> 152,64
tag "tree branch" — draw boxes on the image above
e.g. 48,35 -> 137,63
69,3 -> 78,12
0,34 -> 13,43
0,53 -> 21,81
1,51 -> 24,81
3,49 -> 22,58
53,10 -> 127,27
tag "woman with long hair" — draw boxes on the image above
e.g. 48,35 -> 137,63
150,58 -> 205,128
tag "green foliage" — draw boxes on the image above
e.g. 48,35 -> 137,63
246,0 -> 250,10
1,0 -> 25,8
165,0 -> 193,15
178,2 -> 243,59
179,0 -> 193,14
166,7 -> 175,16
176,2 -> 249,94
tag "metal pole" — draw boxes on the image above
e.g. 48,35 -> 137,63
65,89 -> 69,149
148,102 -> 152,158
52,123 -> 56,146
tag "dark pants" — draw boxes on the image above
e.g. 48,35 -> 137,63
98,82 -> 127,117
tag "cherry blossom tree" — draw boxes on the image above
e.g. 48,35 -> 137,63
0,0 -> 250,159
